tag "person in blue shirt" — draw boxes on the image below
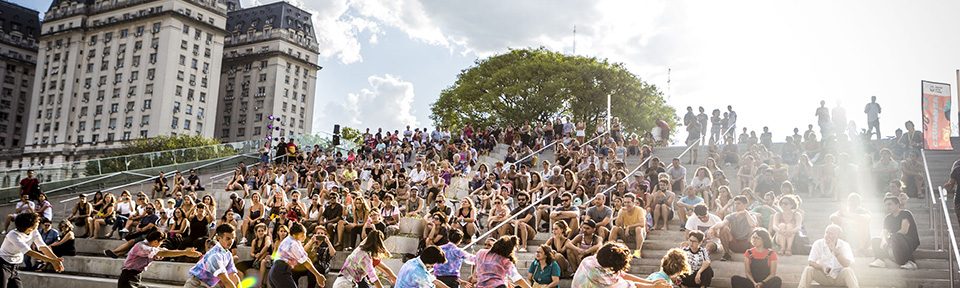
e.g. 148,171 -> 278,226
395,245 -> 450,288
646,248 -> 691,284
676,186 -> 705,231
434,229 -> 474,288
527,244 -> 561,287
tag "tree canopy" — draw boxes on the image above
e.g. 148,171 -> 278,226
430,48 -> 676,136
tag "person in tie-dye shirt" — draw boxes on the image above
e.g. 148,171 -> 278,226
571,242 -> 671,288
433,230 -> 474,288
395,246 -> 450,288
333,230 -> 396,288
184,224 -> 240,288
267,222 -> 325,288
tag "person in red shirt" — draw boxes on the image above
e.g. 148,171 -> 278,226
19,170 -> 40,203
730,228 -> 782,288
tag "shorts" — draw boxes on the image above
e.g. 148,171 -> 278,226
728,237 -> 751,254
73,218 -> 87,227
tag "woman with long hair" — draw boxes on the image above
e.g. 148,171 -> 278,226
731,228 -> 782,288
49,220 -> 76,257
168,208 -> 190,249
544,221 -> 573,277
334,230 -> 397,288
528,244 -> 561,288
240,192 -> 264,244
771,195 -> 803,256
452,198 -> 478,238
472,235 -> 531,288
338,193 -> 370,248
91,193 -> 117,239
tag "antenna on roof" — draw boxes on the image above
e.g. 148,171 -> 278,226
572,25 -> 577,55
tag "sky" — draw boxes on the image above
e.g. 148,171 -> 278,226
17,0 -> 960,140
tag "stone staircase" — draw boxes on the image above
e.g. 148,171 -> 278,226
7,140 -> 960,287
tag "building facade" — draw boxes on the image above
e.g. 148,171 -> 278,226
0,2 -> 39,151
216,1 -> 319,143
25,0 -> 228,166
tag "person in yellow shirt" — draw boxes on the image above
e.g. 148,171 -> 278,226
608,193 -> 647,255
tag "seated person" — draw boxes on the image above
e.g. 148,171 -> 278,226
568,219 -> 603,271
104,204 -> 161,258
685,204 -> 724,256
583,194 -> 613,240
830,193 -> 871,254
730,228 -> 782,288
800,225 -> 860,288
510,192 -> 537,252
67,194 -> 93,238
548,192 -> 581,237
676,186 -> 704,231
680,230 -> 714,288
647,178 -> 676,230
869,196 -> 920,270
770,195 -> 803,256
716,196 -> 758,261
4,194 -> 35,232
608,193 -> 647,255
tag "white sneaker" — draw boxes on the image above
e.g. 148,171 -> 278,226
239,237 -> 247,245
900,261 -> 918,270
869,259 -> 886,268
119,228 -> 129,233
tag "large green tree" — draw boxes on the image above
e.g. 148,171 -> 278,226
430,48 -> 675,136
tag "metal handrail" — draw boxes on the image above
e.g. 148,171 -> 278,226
462,132 -> 608,250
505,140 -> 559,170
921,149 -> 940,251
937,186 -> 958,287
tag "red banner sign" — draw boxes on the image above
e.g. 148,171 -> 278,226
922,80 -> 953,150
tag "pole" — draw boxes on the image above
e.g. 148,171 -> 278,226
607,94 -> 611,133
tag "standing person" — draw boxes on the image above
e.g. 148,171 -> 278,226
685,120 -> 701,164
18,170 -> 39,203
183,224 -> 240,288
571,242 -> 670,288
944,158 -> 960,225
334,230 -> 397,288
680,231 -> 714,288
683,107 -> 696,127
697,107 -> 709,144
799,225 -> 860,288
471,235 -> 531,288
118,231 -> 201,288
815,100 -> 832,137
864,96 -> 882,140
730,228 -> 782,288
434,230 -> 474,288
268,222 -> 325,288
395,245 -> 450,288
727,105 -> 738,134
0,212 -> 65,287
868,196 -> 920,270
710,109 -> 723,145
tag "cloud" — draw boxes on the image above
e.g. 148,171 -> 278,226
323,74 -> 421,130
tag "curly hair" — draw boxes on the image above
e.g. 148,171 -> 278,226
596,242 -> 632,273
660,248 -> 691,277
489,235 -> 518,263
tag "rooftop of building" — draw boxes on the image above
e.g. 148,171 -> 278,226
226,1 -> 314,40
0,0 -> 41,39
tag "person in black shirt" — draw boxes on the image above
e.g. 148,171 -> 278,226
512,192 -> 536,252
320,192 -> 343,236
869,196 -> 920,269
104,204 -> 161,258
185,169 -> 204,192
944,159 -> 960,226
429,195 -> 453,220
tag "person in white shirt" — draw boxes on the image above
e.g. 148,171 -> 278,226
409,162 -> 428,186
0,212 -> 65,287
799,224 -> 860,288
684,205 -> 724,256
4,195 -> 34,232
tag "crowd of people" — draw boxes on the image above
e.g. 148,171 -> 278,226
0,96 -> 948,288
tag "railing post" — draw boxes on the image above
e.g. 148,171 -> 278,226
97,160 -> 102,175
